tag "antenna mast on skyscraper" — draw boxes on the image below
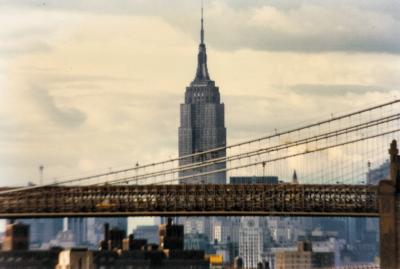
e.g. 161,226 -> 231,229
200,0 -> 204,44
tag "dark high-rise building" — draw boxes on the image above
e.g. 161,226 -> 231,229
18,218 -> 63,248
178,7 -> 226,184
3,222 -> 29,251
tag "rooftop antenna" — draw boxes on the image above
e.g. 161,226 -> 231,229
200,0 -> 204,44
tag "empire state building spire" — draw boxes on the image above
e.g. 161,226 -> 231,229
200,5 -> 204,44
179,1 -> 226,185
193,3 -> 210,84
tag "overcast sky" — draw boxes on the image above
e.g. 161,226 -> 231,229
0,0 -> 399,187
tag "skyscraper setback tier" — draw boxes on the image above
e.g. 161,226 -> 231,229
178,7 -> 226,184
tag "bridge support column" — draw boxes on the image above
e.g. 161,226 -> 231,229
379,140 -> 400,269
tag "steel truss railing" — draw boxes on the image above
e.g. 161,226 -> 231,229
0,184 -> 379,217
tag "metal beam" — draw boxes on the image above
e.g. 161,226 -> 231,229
0,184 -> 379,218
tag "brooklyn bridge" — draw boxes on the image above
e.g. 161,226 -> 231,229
0,99 -> 400,268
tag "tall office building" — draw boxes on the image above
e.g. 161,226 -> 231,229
229,176 -> 278,248
239,217 -> 264,269
67,218 -> 89,246
178,7 -> 226,184
177,7 -> 226,241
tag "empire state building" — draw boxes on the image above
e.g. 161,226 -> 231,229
178,8 -> 226,184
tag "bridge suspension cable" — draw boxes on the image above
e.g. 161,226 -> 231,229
144,128 -> 400,185
1,99 -> 399,194
4,119 -> 396,192
102,113 -> 400,185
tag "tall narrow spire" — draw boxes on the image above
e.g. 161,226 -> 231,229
292,170 -> 299,184
193,0 -> 211,84
200,2 -> 204,44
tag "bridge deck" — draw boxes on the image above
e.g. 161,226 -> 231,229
0,184 -> 379,218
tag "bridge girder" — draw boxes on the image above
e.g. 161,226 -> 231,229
0,184 -> 379,218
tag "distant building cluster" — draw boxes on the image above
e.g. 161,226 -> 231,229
0,219 -> 209,269
16,217 -> 127,250
179,176 -> 380,268
1,217 -> 380,269
6,175 -> 382,268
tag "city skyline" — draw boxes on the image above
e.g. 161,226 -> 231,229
1,0 -> 399,186
0,2 -> 398,267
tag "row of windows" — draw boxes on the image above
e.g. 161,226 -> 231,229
185,87 -> 221,104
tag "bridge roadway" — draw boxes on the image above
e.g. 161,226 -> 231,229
0,184 -> 379,218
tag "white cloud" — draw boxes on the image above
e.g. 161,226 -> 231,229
0,2 -> 399,186
200,2 -> 400,53
1,1 -> 400,53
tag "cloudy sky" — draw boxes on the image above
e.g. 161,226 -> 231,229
0,0 -> 399,187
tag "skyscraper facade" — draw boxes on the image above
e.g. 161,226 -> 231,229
239,217 -> 264,269
178,7 -> 226,184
